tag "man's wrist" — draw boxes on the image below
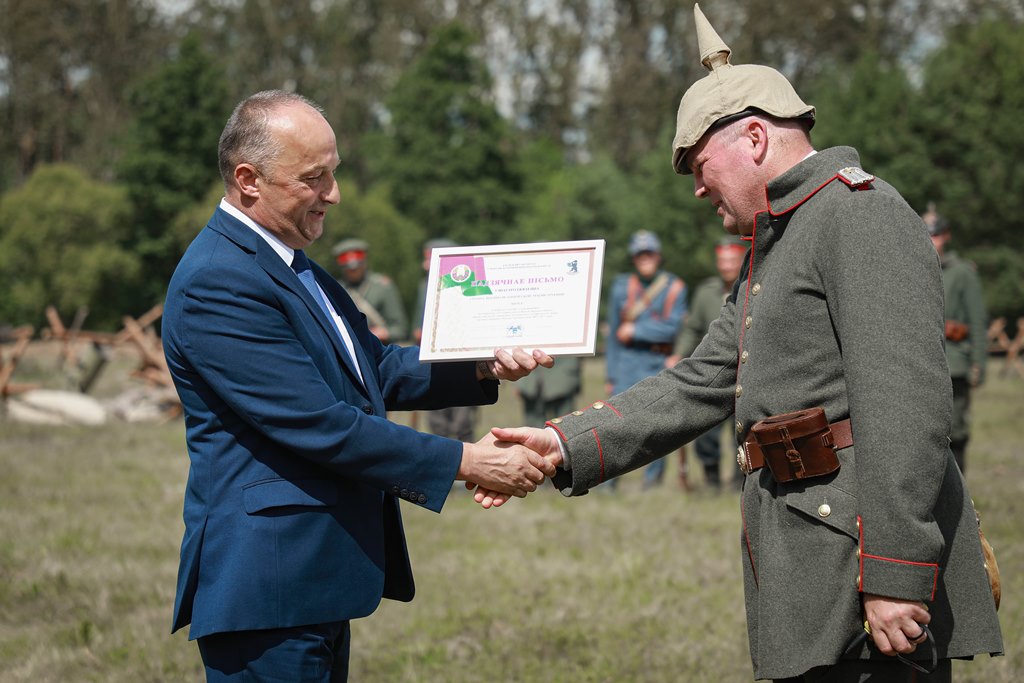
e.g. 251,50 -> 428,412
546,427 -> 570,470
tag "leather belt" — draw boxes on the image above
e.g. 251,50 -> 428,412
628,341 -> 674,355
739,417 -> 853,476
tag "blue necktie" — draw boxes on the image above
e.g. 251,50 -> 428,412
291,250 -> 337,326
292,250 -> 365,386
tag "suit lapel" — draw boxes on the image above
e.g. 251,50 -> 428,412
314,266 -> 386,407
208,208 -> 370,395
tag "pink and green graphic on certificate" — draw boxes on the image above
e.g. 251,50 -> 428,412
439,255 -> 493,296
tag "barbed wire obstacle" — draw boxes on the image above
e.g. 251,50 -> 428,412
2,304 -> 182,425
0,325 -> 38,397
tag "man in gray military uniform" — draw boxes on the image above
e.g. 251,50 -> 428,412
515,356 -> 582,429
668,236 -> 747,491
922,207 -> 988,473
488,5 -> 1002,681
333,238 -> 408,344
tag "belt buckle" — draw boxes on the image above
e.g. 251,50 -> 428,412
737,444 -> 752,475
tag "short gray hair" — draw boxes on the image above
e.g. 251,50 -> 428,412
217,90 -> 324,188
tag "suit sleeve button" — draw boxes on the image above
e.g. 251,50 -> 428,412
418,494 -> 427,503
361,405 -> 374,414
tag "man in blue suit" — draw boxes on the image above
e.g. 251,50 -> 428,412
163,90 -> 556,681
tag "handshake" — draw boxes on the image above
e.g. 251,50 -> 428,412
457,426 -> 563,509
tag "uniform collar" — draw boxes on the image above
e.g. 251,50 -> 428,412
764,146 -> 861,216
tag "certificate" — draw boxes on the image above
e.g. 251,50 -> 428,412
419,240 -> 605,362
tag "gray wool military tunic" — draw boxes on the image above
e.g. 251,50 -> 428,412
549,147 -> 1002,679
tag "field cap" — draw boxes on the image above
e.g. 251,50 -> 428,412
424,237 -> 458,251
629,230 -> 662,256
672,3 -> 815,174
333,238 -> 369,269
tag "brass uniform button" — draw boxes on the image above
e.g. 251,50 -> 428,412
745,315 -> 753,328
735,420 -> 743,434
735,385 -> 743,397
818,504 -> 832,518
550,417 -> 562,424
571,410 -> 583,416
740,350 -> 749,363
752,283 -> 762,295
592,401 -> 605,409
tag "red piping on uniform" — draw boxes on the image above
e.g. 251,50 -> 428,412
592,428 -> 605,482
734,175 -> 842,386
547,422 -> 567,442
602,402 -> 622,417
736,219 -> 757,390
857,514 -> 940,600
766,175 -> 841,218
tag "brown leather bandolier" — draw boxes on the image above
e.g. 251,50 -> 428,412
738,407 -> 851,483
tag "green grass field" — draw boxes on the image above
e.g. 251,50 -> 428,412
1,350 -> 1020,682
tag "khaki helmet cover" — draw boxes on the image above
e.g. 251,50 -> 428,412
672,4 -> 815,174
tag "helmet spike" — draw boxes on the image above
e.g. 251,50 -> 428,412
694,4 -> 731,71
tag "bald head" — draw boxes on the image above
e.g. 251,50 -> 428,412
218,90 -> 324,190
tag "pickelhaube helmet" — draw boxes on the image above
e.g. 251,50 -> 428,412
671,4 -> 816,174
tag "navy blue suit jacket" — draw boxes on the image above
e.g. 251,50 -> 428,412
163,207 -> 497,639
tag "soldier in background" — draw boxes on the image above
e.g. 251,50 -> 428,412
667,236 -> 747,491
516,356 -> 582,428
605,230 -> 687,490
333,238 -> 408,344
922,206 -> 988,473
412,238 -> 478,441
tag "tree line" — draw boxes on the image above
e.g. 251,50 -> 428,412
1,0 -> 1022,330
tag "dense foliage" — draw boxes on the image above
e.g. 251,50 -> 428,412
1,0 -> 1022,328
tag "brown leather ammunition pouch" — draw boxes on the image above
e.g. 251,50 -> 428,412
945,319 -> 970,342
743,408 -> 847,483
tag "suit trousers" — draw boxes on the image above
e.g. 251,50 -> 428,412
198,621 -> 351,683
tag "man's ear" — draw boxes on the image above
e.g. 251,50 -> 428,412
235,164 -> 261,199
744,119 -> 770,166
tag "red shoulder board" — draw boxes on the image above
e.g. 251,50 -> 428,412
837,167 -> 875,190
